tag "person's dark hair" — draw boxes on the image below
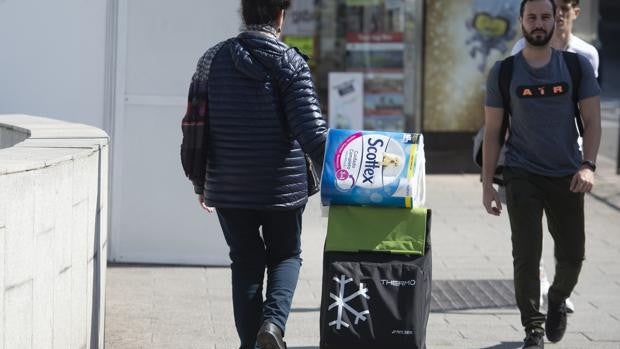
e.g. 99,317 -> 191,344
241,0 -> 291,26
520,0 -> 557,17
558,0 -> 579,8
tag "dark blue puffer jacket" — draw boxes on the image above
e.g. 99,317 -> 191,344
197,31 -> 327,210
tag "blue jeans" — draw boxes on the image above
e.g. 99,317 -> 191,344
216,206 -> 304,349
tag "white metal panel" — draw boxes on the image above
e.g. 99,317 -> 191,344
110,0 -> 241,265
124,0 -> 239,96
0,0 -> 108,129
113,104 -> 228,264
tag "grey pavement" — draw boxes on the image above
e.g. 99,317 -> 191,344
105,165 -> 620,348
105,98 -> 620,349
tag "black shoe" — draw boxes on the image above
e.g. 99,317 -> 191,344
256,322 -> 287,349
522,329 -> 544,349
546,299 -> 567,342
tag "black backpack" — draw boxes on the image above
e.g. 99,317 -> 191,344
474,51 -> 584,184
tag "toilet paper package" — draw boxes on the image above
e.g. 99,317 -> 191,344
320,129 -> 425,208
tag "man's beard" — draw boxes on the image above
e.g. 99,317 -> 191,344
522,24 -> 555,46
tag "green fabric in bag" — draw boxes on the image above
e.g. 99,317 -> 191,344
326,206 -> 427,255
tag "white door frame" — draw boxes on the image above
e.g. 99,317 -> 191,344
107,0 -> 234,264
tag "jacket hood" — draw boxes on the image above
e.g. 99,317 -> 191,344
230,31 -> 288,81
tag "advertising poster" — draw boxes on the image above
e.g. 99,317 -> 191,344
423,0 -> 521,132
345,32 -> 405,72
346,0 -> 384,6
328,72 -> 365,130
283,0 -> 316,36
282,0 -> 316,62
339,0 -> 409,132
363,72 -> 405,131
345,32 -> 405,131
283,36 -> 315,60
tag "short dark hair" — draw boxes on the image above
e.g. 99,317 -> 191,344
557,0 -> 579,7
520,0 -> 557,17
241,0 -> 291,26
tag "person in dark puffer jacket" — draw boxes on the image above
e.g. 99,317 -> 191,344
180,1 -> 327,348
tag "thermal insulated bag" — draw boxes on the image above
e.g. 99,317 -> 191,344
319,206 -> 432,349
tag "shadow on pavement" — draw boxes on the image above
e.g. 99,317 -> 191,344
589,191 -> 620,212
480,342 -> 523,349
291,280 -> 517,314
291,307 -> 320,313
289,343 -> 522,349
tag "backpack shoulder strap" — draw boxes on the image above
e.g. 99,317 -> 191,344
561,51 -> 584,136
497,56 -> 514,146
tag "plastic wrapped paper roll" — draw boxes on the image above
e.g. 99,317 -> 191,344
320,129 -> 425,208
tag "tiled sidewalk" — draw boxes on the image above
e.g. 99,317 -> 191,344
105,167 -> 620,348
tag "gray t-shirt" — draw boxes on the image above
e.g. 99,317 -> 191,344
485,49 -> 600,176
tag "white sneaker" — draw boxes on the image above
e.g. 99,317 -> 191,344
538,260 -> 575,313
540,277 -> 551,308
565,297 -> 575,313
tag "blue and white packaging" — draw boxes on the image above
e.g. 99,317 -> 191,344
320,129 -> 425,208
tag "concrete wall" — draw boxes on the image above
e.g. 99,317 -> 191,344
0,124 -> 28,150
0,115 -> 109,349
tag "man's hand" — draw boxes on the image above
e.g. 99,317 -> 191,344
481,106 -> 504,217
198,194 -> 214,213
483,184 -> 502,216
570,167 -> 595,193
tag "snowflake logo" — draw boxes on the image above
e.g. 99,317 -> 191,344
328,274 -> 370,330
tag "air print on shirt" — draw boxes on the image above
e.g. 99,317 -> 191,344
516,82 -> 569,98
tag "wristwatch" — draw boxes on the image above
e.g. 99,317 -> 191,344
581,160 -> 596,172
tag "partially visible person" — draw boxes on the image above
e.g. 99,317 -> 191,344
511,0 -> 599,77
510,0 -> 599,314
180,1 -> 328,348
483,0 -> 601,348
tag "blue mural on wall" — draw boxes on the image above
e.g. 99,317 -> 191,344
466,0 -> 520,72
